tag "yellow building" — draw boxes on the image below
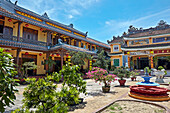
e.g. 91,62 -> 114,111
0,0 -> 110,76
108,20 -> 170,70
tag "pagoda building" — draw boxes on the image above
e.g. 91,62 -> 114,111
108,20 -> 170,70
0,0 -> 110,76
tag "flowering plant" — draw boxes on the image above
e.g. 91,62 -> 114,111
86,67 -> 116,87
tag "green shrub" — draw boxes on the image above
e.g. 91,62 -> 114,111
0,48 -> 19,113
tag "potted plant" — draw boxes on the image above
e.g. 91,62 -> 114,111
86,67 -> 116,93
144,67 -> 151,75
130,70 -> 139,81
113,67 -> 130,86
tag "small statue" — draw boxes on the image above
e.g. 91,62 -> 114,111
58,39 -> 63,44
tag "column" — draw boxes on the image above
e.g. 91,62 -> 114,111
16,48 -> 21,74
46,52 -> 50,73
128,56 -> 131,69
47,31 -> 52,46
17,22 -> 22,41
150,55 -> 154,69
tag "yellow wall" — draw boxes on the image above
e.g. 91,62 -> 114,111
111,55 -> 122,67
110,43 -> 122,53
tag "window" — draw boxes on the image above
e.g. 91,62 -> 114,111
113,45 -> 119,51
129,39 -> 149,45
113,59 -> 119,67
23,27 -> 38,41
153,37 -> 170,43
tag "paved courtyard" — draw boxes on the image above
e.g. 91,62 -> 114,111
4,76 -> 170,113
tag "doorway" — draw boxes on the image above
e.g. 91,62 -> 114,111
137,57 -> 149,69
22,54 -> 37,76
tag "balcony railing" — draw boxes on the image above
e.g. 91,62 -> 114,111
0,33 -> 48,51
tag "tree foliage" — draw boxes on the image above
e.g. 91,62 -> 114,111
69,51 -> 91,66
13,58 -> 86,113
57,60 -> 87,105
93,50 -> 110,70
0,48 -> 18,113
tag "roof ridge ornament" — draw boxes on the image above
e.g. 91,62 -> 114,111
42,12 -> 49,19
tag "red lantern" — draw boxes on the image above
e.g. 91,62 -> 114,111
51,54 -> 54,57
138,57 -> 140,60
25,52 -> 29,55
97,46 -> 99,47
40,28 -> 43,31
25,24 -> 29,27
56,53 -> 60,56
87,43 -> 89,44
8,19 -> 12,22
66,54 -> 69,57
39,53 -> 42,56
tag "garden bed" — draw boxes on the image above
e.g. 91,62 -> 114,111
100,100 -> 166,113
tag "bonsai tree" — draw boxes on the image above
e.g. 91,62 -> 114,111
158,66 -> 167,75
86,67 -> 116,93
0,48 -> 19,113
22,62 -> 37,77
130,70 -> 139,81
93,50 -> 110,70
144,67 -> 151,75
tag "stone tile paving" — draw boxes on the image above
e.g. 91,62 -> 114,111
3,76 -> 170,113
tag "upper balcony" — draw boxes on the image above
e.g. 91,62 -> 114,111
0,33 -> 48,51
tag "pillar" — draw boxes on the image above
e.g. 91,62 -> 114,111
128,56 -> 131,69
150,55 -> 154,69
17,22 -> 22,41
46,52 -> 50,73
16,48 -> 21,74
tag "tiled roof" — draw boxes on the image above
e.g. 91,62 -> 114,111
107,36 -> 123,44
122,42 -> 170,49
50,44 -> 96,54
86,37 -> 110,48
12,1 -> 86,36
0,7 -> 110,49
126,20 -> 170,38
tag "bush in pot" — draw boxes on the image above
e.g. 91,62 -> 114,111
130,70 -> 139,81
114,67 -> 130,86
86,67 -> 116,93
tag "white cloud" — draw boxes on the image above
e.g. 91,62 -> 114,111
104,8 -> 170,37
68,15 -> 74,19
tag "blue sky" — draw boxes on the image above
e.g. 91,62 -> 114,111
11,0 -> 170,43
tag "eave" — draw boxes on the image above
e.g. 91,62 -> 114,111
123,33 -> 170,40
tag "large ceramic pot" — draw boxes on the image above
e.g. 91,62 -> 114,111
118,80 -> 126,86
102,86 -> 110,93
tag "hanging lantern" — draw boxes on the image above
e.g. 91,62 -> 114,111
5,49 -> 9,52
66,54 -> 69,57
138,57 -> 141,60
97,45 -> 99,47
39,53 -> 42,56
68,56 -> 71,58
25,52 -> 29,55
51,54 -> 54,57
40,28 -> 43,31
25,24 -> 29,27
8,18 -> 12,22
87,43 -> 89,44
56,53 -> 60,56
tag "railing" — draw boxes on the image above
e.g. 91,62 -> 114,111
0,33 -> 48,51
0,33 -> 47,46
